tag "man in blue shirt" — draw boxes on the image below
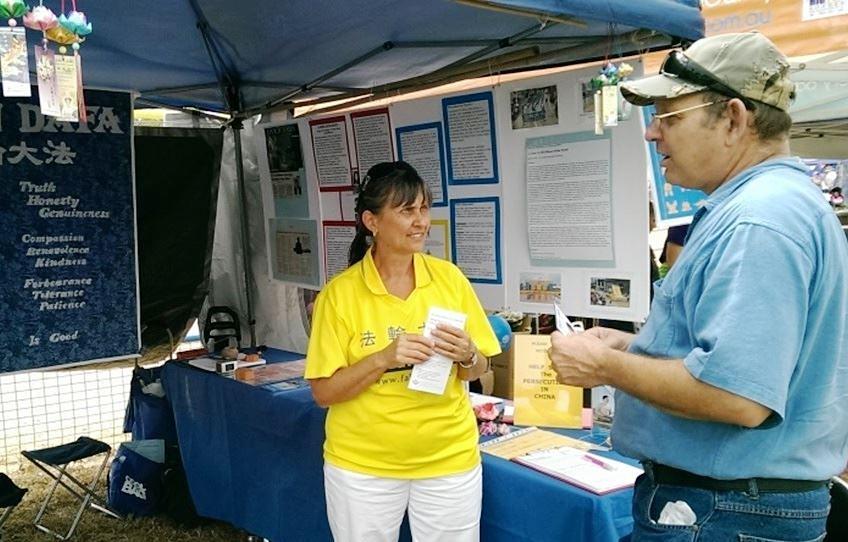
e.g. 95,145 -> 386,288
549,32 -> 847,541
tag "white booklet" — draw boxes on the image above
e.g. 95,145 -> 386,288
512,445 -> 642,495
408,307 -> 467,395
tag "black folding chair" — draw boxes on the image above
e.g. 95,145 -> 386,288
22,437 -> 120,540
0,473 -> 28,538
202,305 -> 242,352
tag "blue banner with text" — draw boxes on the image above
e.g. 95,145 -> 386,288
0,89 -> 139,373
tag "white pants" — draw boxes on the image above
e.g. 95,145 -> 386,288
323,463 -> 482,542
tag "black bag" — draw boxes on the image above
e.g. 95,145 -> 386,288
160,445 -> 207,528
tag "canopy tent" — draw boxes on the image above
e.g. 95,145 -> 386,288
790,51 -> 848,151
61,0 -> 704,115
16,0 -> 704,349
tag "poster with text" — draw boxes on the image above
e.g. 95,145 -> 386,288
310,116 -> 353,191
270,218 -> 320,288
265,123 -> 309,218
396,122 -> 448,207
442,92 -> 498,185
525,132 -> 614,265
450,197 -> 501,284
0,89 -> 139,373
351,108 -> 394,176
322,221 -> 357,282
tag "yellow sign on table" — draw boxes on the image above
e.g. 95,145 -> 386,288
512,334 -> 583,428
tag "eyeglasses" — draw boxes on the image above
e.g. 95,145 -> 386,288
660,50 -> 755,110
650,100 -> 725,125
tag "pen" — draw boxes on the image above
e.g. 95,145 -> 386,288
583,454 -> 615,471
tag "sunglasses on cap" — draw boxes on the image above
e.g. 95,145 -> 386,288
660,50 -> 755,110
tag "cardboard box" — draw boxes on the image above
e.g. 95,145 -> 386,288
490,330 -> 529,399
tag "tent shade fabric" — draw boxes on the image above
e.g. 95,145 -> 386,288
20,0 -> 704,115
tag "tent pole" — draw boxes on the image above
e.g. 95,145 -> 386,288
231,119 -> 257,348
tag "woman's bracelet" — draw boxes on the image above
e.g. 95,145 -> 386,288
458,349 -> 478,369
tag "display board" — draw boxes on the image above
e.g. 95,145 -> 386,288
494,67 -> 650,321
256,65 -> 652,321
0,89 -> 139,373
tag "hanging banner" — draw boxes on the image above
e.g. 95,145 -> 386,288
0,89 -> 139,373
702,0 -> 848,57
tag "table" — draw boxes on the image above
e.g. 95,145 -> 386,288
162,350 -> 634,542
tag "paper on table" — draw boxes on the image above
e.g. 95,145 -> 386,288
512,446 -> 642,494
408,307 -> 467,395
188,357 -> 267,372
479,426 -> 600,459
236,359 -> 306,385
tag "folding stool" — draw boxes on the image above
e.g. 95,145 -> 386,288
0,473 -> 28,539
22,436 -> 120,540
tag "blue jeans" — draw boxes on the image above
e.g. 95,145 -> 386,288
631,472 -> 830,541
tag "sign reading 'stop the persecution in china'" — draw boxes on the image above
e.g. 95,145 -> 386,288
0,89 -> 139,373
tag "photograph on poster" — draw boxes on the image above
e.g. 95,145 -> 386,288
592,385 -> 616,425
589,277 -> 631,308
265,124 -> 305,199
518,272 -> 561,303
0,28 -> 30,96
510,85 -> 558,129
579,79 -> 596,115
271,218 -> 320,287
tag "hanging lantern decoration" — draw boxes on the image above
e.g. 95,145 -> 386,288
57,7 -> 90,52
0,0 -> 28,27
24,3 -> 59,47
37,0 -> 92,122
590,62 -> 634,135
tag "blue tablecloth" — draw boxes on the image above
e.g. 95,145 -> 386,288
162,349 -> 634,542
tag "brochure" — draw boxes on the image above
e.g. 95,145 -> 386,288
479,426 -> 599,460
512,446 -> 642,494
235,359 -> 306,386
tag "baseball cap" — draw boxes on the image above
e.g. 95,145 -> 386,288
621,32 -> 795,112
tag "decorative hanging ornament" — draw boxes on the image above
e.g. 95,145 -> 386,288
24,4 -> 58,47
58,10 -> 90,36
590,62 -> 634,134
0,0 -> 28,26
45,1 -> 91,48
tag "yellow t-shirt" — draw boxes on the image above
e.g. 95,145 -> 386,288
305,249 -> 500,478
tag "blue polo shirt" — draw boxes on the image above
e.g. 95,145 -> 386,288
612,158 -> 848,480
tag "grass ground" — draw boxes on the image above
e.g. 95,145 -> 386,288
2,462 -> 244,542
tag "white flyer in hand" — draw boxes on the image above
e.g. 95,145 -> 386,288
408,307 -> 467,395
554,303 -> 576,335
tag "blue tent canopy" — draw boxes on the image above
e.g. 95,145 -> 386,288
11,0 -> 704,347
22,0 -> 704,115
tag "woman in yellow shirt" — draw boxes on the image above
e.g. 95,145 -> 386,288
305,161 -> 500,541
